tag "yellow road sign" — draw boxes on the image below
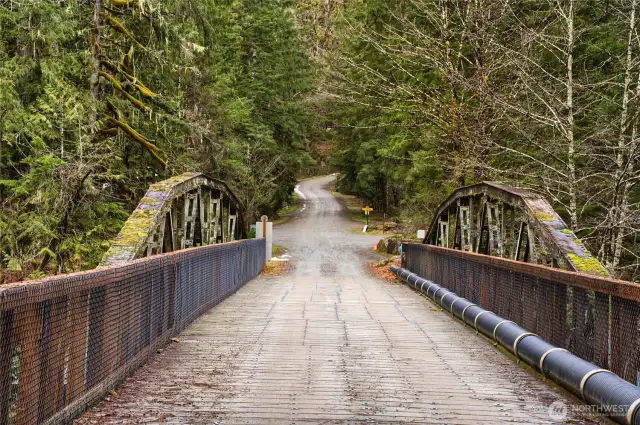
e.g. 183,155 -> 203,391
362,206 -> 373,215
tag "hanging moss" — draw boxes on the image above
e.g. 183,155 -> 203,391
124,44 -> 134,68
111,0 -> 133,7
99,71 -> 149,111
106,16 -> 144,48
107,117 -> 167,165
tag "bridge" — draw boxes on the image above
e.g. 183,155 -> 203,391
0,175 -> 639,425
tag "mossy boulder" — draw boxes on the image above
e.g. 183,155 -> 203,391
376,238 -> 388,253
383,221 -> 399,231
386,239 -> 402,255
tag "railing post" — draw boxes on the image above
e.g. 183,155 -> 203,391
522,277 -> 537,331
39,296 -> 68,421
570,287 -> 590,360
551,283 -> 568,347
67,291 -> 89,403
593,293 -> 611,369
0,310 -> 14,425
85,288 -> 106,389
257,215 -> 272,262
15,302 -> 43,425
167,256 -> 176,335
103,271 -> 121,377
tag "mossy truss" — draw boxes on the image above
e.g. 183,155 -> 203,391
101,173 -> 245,266
424,182 -> 608,276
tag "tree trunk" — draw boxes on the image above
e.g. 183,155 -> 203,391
89,0 -> 102,134
609,0 -> 637,272
321,0 -> 332,51
566,0 -> 577,230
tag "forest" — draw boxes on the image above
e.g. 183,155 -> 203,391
1,0 -> 640,281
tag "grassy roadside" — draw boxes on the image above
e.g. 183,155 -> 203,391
329,184 -> 426,242
272,244 -> 287,257
272,216 -> 290,225
278,193 -> 300,215
273,193 -> 301,225
330,187 -> 404,237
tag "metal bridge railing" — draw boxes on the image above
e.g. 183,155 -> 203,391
403,243 -> 640,386
0,239 -> 265,425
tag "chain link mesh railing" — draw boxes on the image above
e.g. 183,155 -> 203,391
403,243 -> 640,387
0,239 -> 265,425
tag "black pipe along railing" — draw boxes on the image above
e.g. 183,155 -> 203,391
394,243 -> 640,425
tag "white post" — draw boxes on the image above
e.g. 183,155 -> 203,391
256,215 -> 272,262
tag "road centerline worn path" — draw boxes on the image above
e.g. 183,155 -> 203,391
76,175 -> 602,424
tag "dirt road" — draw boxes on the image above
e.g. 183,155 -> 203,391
274,174 -> 380,277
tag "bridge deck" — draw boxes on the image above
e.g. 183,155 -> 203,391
76,176 -> 599,424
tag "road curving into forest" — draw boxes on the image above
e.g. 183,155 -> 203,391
273,174 -> 380,277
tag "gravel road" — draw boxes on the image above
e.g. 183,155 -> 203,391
273,174 -> 381,277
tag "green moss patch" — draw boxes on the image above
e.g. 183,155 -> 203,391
534,211 -> 555,222
567,253 -> 608,276
272,216 -> 290,226
140,196 -> 161,206
110,209 -> 157,246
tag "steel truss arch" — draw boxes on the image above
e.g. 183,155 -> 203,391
102,172 -> 245,265
424,182 -> 608,276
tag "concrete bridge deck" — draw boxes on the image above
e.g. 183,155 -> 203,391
75,176 -> 600,424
